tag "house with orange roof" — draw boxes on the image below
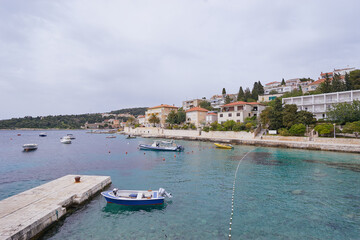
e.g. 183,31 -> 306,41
145,104 -> 178,127
206,112 -> 218,124
185,107 -> 209,127
218,101 -> 265,123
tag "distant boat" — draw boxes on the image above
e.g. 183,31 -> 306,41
60,136 -> 71,144
126,135 -> 136,139
39,133 -> 47,137
106,135 -> 116,138
67,134 -> 76,139
101,188 -> 172,206
139,140 -> 184,151
23,144 -> 38,151
214,143 -> 233,149
17,133 -> 21,136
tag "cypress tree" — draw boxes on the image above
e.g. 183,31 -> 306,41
258,81 -> 264,95
251,82 -> 259,100
237,86 -> 245,101
281,78 -> 286,85
244,87 -> 251,102
222,88 -> 226,95
345,72 -> 352,91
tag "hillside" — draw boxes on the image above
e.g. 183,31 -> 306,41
109,107 -> 147,117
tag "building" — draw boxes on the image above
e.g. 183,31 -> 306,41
206,112 -> 218,124
185,107 -> 208,127
258,93 -> 283,102
217,101 -> 265,123
210,94 -> 237,109
282,89 -> 360,120
145,104 -> 178,127
182,99 -> 204,111
137,115 -> 145,125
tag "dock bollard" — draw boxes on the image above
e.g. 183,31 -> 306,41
75,176 -> 81,183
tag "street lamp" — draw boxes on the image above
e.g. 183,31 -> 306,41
333,123 -> 336,138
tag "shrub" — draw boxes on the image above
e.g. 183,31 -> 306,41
203,126 -> 210,132
173,124 -> 179,129
278,128 -> 290,136
314,123 -> 333,137
190,124 -> 196,129
288,123 -> 306,136
182,125 -> 189,130
342,121 -> 360,134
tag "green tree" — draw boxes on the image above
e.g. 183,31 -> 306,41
327,100 -> 360,124
222,88 -> 226,95
268,98 -> 283,130
166,110 -> 178,124
288,123 -> 306,136
148,113 -> 160,127
349,69 -> 360,89
314,123 -> 334,137
237,86 -> 245,101
257,81 -> 264,95
296,110 -> 316,125
260,107 -> 271,126
345,72 -> 352,91
199,101 -> 213,111
251,82 -> 259,100
269,90 -> 278,94
244,87 -> 251,102
282,104 -> 298,128
342,121 -> 360,135
281,78 -> 286,85
176,108 -> 186,124
222,120 -> 236,131
331,73 -> 345,92
225,95 -> 232,104
319,73 -> 332,93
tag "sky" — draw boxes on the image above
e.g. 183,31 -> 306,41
0,0 -> 359,119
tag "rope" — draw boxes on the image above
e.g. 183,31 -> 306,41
228,148 -> 256,239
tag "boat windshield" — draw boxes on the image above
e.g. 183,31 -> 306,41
152,140 -> 176,147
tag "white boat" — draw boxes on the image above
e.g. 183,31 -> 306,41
60,136 -> 72,144
139,140 -> 184,151
67,134 -> 76,139
23,144 -> 38,151
39,132 -> 47,137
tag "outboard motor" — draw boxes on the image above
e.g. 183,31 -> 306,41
177,145 -> 184,151
158,188 -> 172,198
112,188 -> 118,196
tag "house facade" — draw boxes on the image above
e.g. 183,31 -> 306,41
282,89 -> 360,120
206,112 -> 218,124
182,99 -> 205,111
137,115 -> 145,125
185,107 -> 208,127
217,101 -> 265,123
145,104 -> 178,127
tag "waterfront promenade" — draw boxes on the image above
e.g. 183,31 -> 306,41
0,175 -> 111,240
124,127 -> 360,153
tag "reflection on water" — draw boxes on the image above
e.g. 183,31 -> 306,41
304,159 -> 360,172
102,202 -> 167,214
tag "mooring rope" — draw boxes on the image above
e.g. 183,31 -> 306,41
228,148 -> 256,239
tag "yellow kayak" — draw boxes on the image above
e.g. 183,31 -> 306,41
214,143 -> 234,149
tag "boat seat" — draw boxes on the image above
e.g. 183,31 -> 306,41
144,193 -> 152,198
136,193 -> 144,199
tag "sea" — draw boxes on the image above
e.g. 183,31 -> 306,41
0,130 -> 359,239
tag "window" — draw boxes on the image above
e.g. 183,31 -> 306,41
228,113 -> 232,117
248,113 -> 251,117
220,114 -> 223,117
237,113 -> 240,116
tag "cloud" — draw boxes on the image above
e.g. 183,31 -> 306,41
0,0 -> 359,119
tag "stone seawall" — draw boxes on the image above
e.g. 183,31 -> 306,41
125,127 -> 360,153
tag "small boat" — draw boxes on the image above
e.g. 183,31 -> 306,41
139,140 -> 184,151
60,136 -> 71,144
214,143 -> 233,149
126,135 -> 136,139
39,132 -> 47,137
17,133 -> 21,136
23,144 -> 38,151
67,134 -> 76,139
106,135 -> 116,138
101,188 -> 172,206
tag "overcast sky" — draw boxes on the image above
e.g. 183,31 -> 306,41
0,0 -> 359,119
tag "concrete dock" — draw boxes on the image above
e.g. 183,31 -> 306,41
0,175 -> 111,240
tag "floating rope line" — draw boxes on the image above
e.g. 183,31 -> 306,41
228,148 -> 256,240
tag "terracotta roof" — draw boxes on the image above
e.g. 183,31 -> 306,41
265,81 -> 281,85
207,112 -> 217,115
309,78 -> 326,86
137,115 -> 145,118
185,107 -> 209,113
222,101 -> 260,107
148,104 -> 178,109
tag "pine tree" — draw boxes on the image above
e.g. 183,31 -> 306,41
257,81 -> 264,95
331,73 -> 345,92
225,95 -> 232,104
319,73 -> 332,93
237,86 -> 245,101
222,88 -> 226,96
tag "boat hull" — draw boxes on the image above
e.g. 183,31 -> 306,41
101,191 -> 164,206
214,143 -> 233,149
139,144 -> 184,151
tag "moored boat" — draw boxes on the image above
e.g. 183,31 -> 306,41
106,135 -> 116,138
214,143 -> 234,149
139,140 -> 184,151
39,132 -> 47,137
101,188 -> 172,206
23,144 -> 38,151
126,135 -> 136,139
60,136 -> 72,144
67,134 -> 76,139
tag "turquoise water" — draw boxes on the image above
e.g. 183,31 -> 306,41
0,130 -> 359,239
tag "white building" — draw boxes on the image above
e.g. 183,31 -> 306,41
218,101 -> 265,123
182,99 -> 205,111
206,112 -> 218,124
282,90 -> 360,120
137,115 -> 145,125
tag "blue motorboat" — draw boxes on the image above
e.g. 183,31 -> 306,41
101,188 -> 172,206
139,140 -> 184,151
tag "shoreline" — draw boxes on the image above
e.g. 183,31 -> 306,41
124,130 -> 360,154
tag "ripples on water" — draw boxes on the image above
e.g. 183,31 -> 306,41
0,130 -> 359,239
